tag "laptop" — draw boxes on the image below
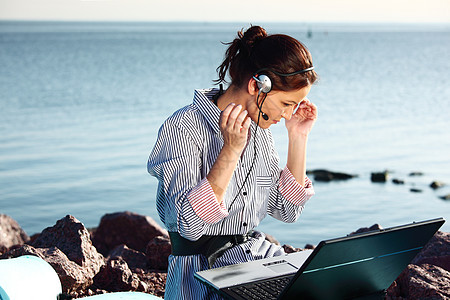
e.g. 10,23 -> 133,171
195,217 -> 445,300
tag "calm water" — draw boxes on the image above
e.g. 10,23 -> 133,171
1,21 -> 449,247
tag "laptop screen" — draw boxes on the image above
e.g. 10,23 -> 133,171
279,218 -> 445,300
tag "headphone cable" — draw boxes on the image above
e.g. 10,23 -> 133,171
218,92 -> 268,236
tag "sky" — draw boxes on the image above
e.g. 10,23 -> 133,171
0,0 -> 449,23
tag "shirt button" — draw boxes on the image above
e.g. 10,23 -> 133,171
243,191 -> 247,196
242,222 -> 247,227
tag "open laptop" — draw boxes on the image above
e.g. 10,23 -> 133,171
195,217 -> 445,300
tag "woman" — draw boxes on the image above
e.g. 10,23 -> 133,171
148,25 -> 318,299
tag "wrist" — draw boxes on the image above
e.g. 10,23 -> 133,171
221,144 -> 242,160
288,131 -> 309,142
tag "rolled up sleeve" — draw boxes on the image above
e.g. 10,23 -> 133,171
187,178 -> 229,224
279,166 -> 315,207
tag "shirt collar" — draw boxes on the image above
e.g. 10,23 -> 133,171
194,88 -> 222,134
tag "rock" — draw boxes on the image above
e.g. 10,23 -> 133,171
307,169 -> 356,182
282,243 -> 314,254
41,247 -> 98,294
410,188 -> 423,193
264,233 -> 280,245
371,171 -> 389,183
386,231 -> 450,299
31,215 -> 104,278
349,224 -> 383,235
92,211 -> 168,256
392,178 -> 405,185
412,231 -> 450,271
146,235 -> 171,271
0,214 -> 30,252
439,194 -> 450,201
133,271 -> 167,298
304,244 -> 315,250
5,215 -> 106,296
282,244 -> 302,253
387,264 -> 450,299
94,244 -> 167,297
109,244 -> 149,271
430,181 -> 445,189
0,243 -> 44,260
93,257 -> 140,292
409,172 -> 424,176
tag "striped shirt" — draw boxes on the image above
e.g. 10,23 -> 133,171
147,88 -> 314,299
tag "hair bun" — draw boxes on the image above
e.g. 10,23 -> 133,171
238,26 -> 267,54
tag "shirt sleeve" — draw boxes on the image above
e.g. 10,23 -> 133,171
187,178 -> 229,224
262,128 -> 315,223
279,166 -> 314,206
267,166 -> 315,223
148,117 -> 227,241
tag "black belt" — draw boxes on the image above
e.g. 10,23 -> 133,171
168,232 -> 251,267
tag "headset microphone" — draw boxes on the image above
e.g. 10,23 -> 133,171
261,112 -> 269,121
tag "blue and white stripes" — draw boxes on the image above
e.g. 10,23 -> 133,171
147,88 -> 314,299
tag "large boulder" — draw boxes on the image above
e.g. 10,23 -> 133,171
386,231 -> 450,299
387,264 -> 450,299
0,214 -> 29,253
412,231 -> 450,271
39,247 -> 98,294
31,215 -> 104,278
92,211 -> 167,256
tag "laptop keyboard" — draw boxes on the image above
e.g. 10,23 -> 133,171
229,276 -> 293,299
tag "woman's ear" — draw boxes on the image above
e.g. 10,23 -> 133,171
248,77 -> 259,96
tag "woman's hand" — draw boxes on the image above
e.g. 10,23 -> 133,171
219,103 -> 252,156
208,103 -> 251,203
285,99 -> 317,137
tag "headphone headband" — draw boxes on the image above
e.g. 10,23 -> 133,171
253,66 -> 315,94
255,66 -> 315,77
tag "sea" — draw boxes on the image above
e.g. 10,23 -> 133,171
1,21 -> 449,248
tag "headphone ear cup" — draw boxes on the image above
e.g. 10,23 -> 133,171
254,74 -> 272,94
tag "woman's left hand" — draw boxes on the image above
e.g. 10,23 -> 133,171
285,99 -> 318,137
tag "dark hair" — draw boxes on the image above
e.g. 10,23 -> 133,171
215,26 -> 318,91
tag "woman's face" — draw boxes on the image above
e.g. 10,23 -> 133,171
255,85 -> 312,129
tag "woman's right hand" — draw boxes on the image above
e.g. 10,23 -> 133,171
219,103 -> 252,157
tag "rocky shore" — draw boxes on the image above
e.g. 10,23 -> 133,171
1,212 -> 449,299
307,169 -> 450,200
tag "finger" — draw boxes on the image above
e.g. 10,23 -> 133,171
299,98 -> 311,108
306,101 -> 317,115
220,103 -> 236,128
227,104 -> 242,126
304,102 -> 318,119
234,109 -> 248,131
241,116 -> 252,132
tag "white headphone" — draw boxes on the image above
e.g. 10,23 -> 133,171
252,74 -> 272,94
